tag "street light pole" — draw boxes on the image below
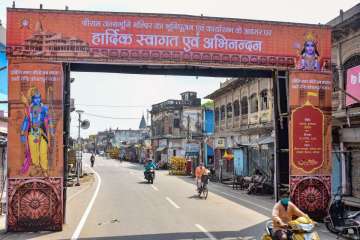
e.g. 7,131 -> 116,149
75,110 -> 84,186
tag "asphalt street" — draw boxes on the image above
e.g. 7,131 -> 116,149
0,155 -> 338,240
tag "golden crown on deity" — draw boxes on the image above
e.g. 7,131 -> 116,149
304,32 -> 317,43
27,87 -> 41,100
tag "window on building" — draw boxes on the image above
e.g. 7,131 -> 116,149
233,100 -> 240,117
250,94 -> 258,113
220,105 -> 225,120
173,119 -> 180,128
226,103 -> 232,118
260,90 -> 269,110
241,97 -> 248,115
215,107 -> 219,123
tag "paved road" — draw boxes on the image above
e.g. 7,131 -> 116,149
0,155 -> 338,240
74,155 -> 337,240
78,157 -> 269,240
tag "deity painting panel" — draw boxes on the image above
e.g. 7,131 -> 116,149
8,62 -> 63,177
20,87 -> 55,177
296,32 -> 321,71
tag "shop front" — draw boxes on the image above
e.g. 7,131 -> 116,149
214,137 -> 226,179
185,142 -> 200,176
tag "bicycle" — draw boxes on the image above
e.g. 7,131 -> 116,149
198,175 -> 209,199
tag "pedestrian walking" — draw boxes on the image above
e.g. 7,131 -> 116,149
90,153 -> 95,167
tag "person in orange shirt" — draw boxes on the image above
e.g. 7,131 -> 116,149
195,162 -> 207,192
272,193 -> 307,240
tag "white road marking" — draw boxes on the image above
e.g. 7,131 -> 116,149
195,224 -> 217,240
71,167 -> 102,240
220,191 -> 272,212
165,197 -> 180,209
151,185 -> 159,191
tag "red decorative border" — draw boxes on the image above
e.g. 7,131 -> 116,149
291,103 -> 325,173
7,177 -> 63,232
6,46 -> 332,70
290,175 -> 331,220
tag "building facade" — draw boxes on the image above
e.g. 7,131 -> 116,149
151,92 -> 202,167
328,3 -> 360,206
206,77 -> 274,181
0,23 -> 7,213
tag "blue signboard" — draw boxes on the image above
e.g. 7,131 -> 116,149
203,109 -> 214,135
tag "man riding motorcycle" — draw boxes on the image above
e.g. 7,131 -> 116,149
272,194 -> 308,240
144,159 -> 157,178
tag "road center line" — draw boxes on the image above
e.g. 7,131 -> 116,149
195,224 -> 217,240
165,197 -> 180,209
151,185 -> 159,191
71,167 -> 102,240
219,191 -> 272,212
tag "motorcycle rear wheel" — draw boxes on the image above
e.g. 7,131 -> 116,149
325,218 -> 340,234
203,188 -> 208,199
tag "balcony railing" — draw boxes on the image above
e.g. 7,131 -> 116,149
241,115 -> 248,125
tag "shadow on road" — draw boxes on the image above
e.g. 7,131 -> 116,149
176,175 -> 273,217
0,231 -> 59,240
188,194 -> 202,200
136,181 -> 149,184
73,221 -> 267,240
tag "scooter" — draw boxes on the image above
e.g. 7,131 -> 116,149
324,188 -> 360,239
262,216 -> 320,240
144,169 -> 155,184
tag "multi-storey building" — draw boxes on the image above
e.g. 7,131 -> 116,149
328,3 -> 360,207
206,77 -> 274,181
150,92 -> 202,167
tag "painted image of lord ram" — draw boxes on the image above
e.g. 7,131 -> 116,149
297,32 -> 321,71
20,87 -> 55,177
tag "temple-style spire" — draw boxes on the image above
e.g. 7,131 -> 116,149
34,20 -> 43,32
139,114 -> 146,129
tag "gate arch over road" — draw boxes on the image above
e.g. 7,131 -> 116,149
6,7 -> 332,231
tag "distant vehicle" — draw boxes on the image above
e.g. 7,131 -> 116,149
98,150 -> 105,156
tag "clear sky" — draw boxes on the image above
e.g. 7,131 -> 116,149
1,0 -> 358,137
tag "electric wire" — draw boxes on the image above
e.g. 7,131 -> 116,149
75,103 -> 149,108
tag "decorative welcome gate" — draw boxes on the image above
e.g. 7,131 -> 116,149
6,7 -> 332,230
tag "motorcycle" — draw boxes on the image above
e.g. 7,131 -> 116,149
324,188 -> 360,239
144,169 -> 155,184
262,216 -> 320,240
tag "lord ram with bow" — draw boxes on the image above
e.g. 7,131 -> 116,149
20,87 -> 55,177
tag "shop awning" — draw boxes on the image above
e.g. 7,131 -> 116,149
257,136 -> 274,145
236,136 -> 274,147
156,146 -> 166,152
236,142 -> 256,147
